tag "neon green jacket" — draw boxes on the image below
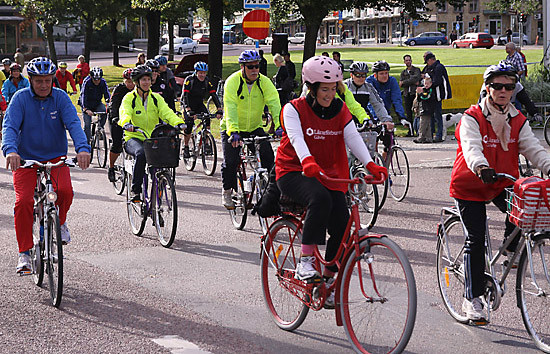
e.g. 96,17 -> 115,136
118,90 -> 184,141
340,85 -> 370,124
220,70 -> 281,135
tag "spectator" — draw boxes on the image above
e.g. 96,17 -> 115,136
80,67 -> 110,143
2,63 -> 29,104
273,53 -> 290,106
258,49 -> 268,76
2,58 -> 11,78
399,54 -> 421,136
505,42 -> 526,79
414,75 -> 438,143
449,30 -> 458,44
75,55 -> 90,90
13,48 -> 24,68
55,62 -> 77,94
422,51 -> 452,143
136,52 -> 146,67
282,51 -> 296,80
332,51 -> 344,73
506,28 -> 513,43
321,52 -> 329,57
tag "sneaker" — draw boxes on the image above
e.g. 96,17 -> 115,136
16,252 -> 31,274
324,277 -> 336,309
462,297 -> 485,321
60,223 -> 71,245
295,256 -> 321,281
183,146 -> 191,159
131,193 -> 142,203
107,167 -> 116,183
222,189 -> 235,210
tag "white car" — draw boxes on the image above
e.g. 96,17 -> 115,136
288,32 -> 306,44
265,36 -> 273,45
160,37 -> 197,55
497,32 -> 529,45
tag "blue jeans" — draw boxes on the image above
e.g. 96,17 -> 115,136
83,103 -> 107,143
124,138 -> 146,194
431,100 -> 443,140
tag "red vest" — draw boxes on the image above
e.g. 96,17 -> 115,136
276,97 -> 352,192
450,104 -> 526,201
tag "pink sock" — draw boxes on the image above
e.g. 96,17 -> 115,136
301,244 -> 316,256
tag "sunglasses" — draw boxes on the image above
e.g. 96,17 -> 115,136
352,73 -> 367,78
245,64 -> 260,70
152,69 -> 159,73
489,82 -> 515,91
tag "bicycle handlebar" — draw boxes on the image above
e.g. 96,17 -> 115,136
305,171 -> 386,185
242,135 -> 272,144
495,172 -> 517,182
20,157 -> 77,169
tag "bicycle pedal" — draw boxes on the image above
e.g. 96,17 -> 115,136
18,270 -> 32,276
469,318 -> 489,326
305,276 -> 323,284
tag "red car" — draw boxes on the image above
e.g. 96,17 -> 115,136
452,32 -> 494,49
194,34 -> 210,44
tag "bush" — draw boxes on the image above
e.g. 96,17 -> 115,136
90,26 -> 134,51
523,64 -> 550,103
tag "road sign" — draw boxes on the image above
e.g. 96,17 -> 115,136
338,11 -> 342,20
242,10 -> 270,39
244,0 -> 270,9
412,20 -> 419,27
456,23 -> 460,30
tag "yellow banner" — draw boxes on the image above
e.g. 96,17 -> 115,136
442,74 -> 484,110
242,21 -> 269,29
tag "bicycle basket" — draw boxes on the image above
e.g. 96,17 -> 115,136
150,123 -> 178,138
360,131 -> 378,157
143,136 -> 181,168
506,177 -> 550,231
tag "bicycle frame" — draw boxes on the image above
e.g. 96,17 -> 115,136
240,137 -> 270,207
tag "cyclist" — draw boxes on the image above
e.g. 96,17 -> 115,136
80,66 -> 110,143
55,61 -> 77,94
1,57 -> 90,273
154,55 -> 178,95
180,61 -> 222,158
118,65 -> 185,203
146,59 -> 176,112
449,62 -> 550,321
2,58 -> 10,79
275,56 -> 387,307
221,50 -> 281,209
107,68 -> 134,183
366,61 -> 406,127
2,63 -> 30,103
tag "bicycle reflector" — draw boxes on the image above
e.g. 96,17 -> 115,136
275,245 -> 283,260
444,267 -> 450,287
47,191 -> 58,202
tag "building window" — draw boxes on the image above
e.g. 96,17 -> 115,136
453,5 -> 464,13
437,3 -> 447,12
21,22 -> 33,39
469,0 -> 479,13
437,22 -> 448,36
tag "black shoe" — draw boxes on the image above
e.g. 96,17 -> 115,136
433,138 -> 444,143
107,167 -> 116,183
183,146 -> 191,159
131,193 -> 142,203
413,138 -> 425,144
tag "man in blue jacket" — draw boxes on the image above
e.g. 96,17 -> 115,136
2,57 -> 90,274
80,66 -> 110,143
366,60 -> 407,125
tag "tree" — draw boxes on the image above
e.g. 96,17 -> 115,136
486,0 -> 540,16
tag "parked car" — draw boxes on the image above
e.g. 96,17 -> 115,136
265,36 -> 273,45
193,33 -> 210,44
243,37 -> 266,45
405,32 -> 448,46
452,32 -> 494,49
497,32 -> 529,45
288,32 -> 306,44
160,37 -> 197,55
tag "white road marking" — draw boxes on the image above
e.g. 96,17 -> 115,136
152,335 -> 210,353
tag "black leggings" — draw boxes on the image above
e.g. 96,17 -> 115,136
277,171 -> 349,272
184,105 -> 208,135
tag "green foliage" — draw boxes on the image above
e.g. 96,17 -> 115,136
523,64 -> 550,103
90,26 -> 134,51
486,0 -> 540,15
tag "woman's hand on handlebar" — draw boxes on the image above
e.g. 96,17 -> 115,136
123,123 -> 135,132
476,165 -> 497,184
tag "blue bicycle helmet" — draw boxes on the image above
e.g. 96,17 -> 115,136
194,61 -> 208,72
154,55 -> 168,66
483,60 -> 518,84
26,57 -> 56,76
238,50 -> 261,63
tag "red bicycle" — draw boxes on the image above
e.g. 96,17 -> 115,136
260,173 -> 417,353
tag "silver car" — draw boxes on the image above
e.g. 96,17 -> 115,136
497,32 -> 529,45
160,37 -> 197,55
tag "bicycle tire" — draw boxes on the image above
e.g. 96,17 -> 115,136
31,211 -> 44,287
112,157 -> 126,195
90,134 -> 96,165
96,129 -> 108,168
207,97 -> 218,114
255,172 -> 270,235
350,165 -> 379,230
183,135 -> 197,171
516,234 -> 550,353
46,210 -> 63,307
544,116 -> 550,147
126,172 -> 146,236
388,146 -> 410,202
373,153 -> 388,210
229,166 -> 248,230
153,171 -> 178,248
260,217 -> 309,331
340,236 -> 417,353
201,131 -> 217,176
436,216 -> 469,323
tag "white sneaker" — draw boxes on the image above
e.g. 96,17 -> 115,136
222,189 -> 235,210
324,277 -> 336,309
60,224 -> 71,244
295,256 -> 320,281
16,253 -> 31,274
462,297 -> 485,321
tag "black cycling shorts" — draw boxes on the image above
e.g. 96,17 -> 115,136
109,118 -> 124,154
184,105 -> 209,135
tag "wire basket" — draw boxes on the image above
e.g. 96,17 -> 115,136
143,137 -> 181,168
506,187 -> 550,231
360,130 -> 378,157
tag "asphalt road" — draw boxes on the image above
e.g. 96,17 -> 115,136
0,126 -> 548,353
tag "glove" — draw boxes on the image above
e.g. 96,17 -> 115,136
177,123 -> 187,131
533,113 -> 544,123
366,162 -> 387,180
229,132 -> 241,143
216,109 -> 223,116
301,156 -> 322,178
123,123 -> 134,132
476,166 -> 497,184
274,127 -> 283,138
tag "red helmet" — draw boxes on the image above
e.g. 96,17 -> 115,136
301,56 -> 342,84
123,68 -> 133,80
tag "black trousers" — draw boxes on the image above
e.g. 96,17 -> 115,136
277,171 -> 349,272
403,93 -> 415,127
456,190 -> 518,299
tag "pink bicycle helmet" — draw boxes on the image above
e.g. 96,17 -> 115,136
301,56 -> 342,84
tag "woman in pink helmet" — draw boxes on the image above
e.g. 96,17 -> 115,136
275,56 -> 387,308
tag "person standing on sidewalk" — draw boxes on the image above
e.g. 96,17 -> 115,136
422,51 -> 452,143
399,55 -> 421,136
13,48 -> 24,68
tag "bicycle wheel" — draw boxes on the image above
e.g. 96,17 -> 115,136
153,171 -> 178,248
260,217 -> 309,331
388,146 -> 410,202
126,172 -> 146,236
45,210 -> 63,307
112,157 -> 126,195
340,236 -> 417,353
436,216 -> 469,323
96,129 -> 108,168
31,211 -> 44,287
207,97 -> 218,114
201,131 -> 217,176
373,153 -> 388,210
89,134 -> 96,165
229,166 -> 248,230
544,116 -> 550,147
254,172 -> 270,235
183,135 -> 197,171
350,166 -> 379,230
517,234 -> 550,353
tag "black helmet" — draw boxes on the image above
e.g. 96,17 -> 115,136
372,60 -> 390,73
145,59 -> 160,70
483,60 -> 518,84
2,58 -> 11,66
131,64 -> 153,82
90,66 -> 103,80
349,61 -> 369,74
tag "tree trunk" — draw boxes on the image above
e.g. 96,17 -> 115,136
168,20 -> 174,61
110,19 -> 120,67
84,16 -> 93,62
44,22 -> 57,64
208,0 -> 224,82
296,4 -> 328,63
303,22 -> 321,62
146,10 -> 161,58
